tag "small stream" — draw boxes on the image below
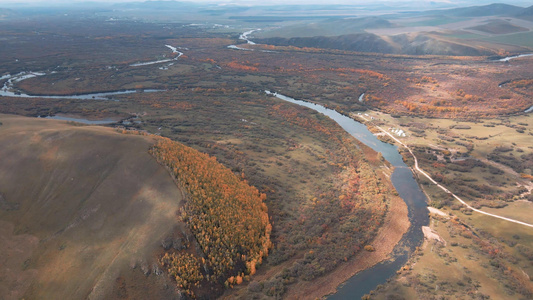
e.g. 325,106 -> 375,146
498,53 -> 533,62
0,86 -> 162,100
129,44 -> 183,67
266,91 -> 429,299
240,29 -> 259,45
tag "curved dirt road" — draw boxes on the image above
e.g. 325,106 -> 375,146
359,115 -> 533,229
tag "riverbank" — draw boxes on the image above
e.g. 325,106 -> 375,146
284,166 -> 410,299
265,91 -> 428,298
219,144 -> 410,300
348,108 -> 533,299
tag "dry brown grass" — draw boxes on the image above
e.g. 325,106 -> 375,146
0,114 -> 183,299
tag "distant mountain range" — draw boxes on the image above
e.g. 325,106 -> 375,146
110,0 -> 200,10
253,3 -> 533,55
0,8 -> 18,19
429,3 -> 525,17
1,2 -> 532,24
255,17 -> 393,38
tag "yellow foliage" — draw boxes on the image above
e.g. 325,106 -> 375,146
150,137 -> 272,285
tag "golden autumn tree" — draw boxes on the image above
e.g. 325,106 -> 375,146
150,137 -> 272,295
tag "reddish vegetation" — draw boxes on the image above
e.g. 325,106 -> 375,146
508,79 -> 533,91
225,61 -> 259,72
265,102 -> 389,269
203,44 -> 532,119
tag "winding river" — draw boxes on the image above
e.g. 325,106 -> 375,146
1,43 -> 178,99
240,29 -> 259,45
266,91 -> 429,299
130,45 -> 184,67
0,86 -> 162,100
1,72 -> 162,100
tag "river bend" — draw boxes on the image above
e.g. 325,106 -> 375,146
266,91 -> 429,299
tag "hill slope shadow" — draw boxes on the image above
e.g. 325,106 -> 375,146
0,114 -> 183,300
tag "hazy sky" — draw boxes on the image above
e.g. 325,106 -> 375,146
0,0 -> 530,6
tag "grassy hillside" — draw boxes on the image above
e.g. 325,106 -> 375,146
255,32 -> 495,56
255,17 -> 393,39
0,114 -> 184,299
467,19 -> 529,34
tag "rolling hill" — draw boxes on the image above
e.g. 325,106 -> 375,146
0,114 -> 184,299
0,113 -> 272,299
466,19 -> 529,34
431,3 -> 524,17
516,4 -> 533,20
255,16 -> 393,39
255,32 -> 495,56
256,33 -> 395,53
